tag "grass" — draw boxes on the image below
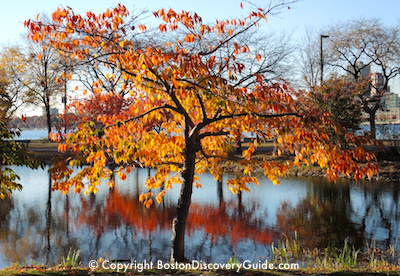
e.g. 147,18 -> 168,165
61,249 -> 81,267
25,141 -> 58,150
270,234 -> 400,273
2,239 -> 398,276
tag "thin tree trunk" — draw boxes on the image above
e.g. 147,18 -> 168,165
46,171 -> 52,264
45,103 -> 52,139
237,191 -> 243,216
65,194 -> 70,241
369,111 -> 376,139
63,80 -> 67,135
217,174 -> 224,207
170,142 -> 196,262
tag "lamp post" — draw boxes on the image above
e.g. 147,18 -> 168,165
320,34 -> 330,84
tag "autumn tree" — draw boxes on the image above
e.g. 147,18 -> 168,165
0,67 -> 11,120
0,48 -> 41,197
0,47 -> 30,120
306,77 -> 366,133
0,121 -> 40,199
12,41 -> 65,138
325,19 -> 400,138
26,2 -> 378,262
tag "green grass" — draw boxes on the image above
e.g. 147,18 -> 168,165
270,234 -> 400,273
61,249 -> 81,267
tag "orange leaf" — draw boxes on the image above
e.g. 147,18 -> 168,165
184,34 -> 195,43
159,24 -> 167,32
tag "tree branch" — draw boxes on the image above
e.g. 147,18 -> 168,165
199,111 -> 301,130
196,93 -> 208,120
105,104 -> 179,129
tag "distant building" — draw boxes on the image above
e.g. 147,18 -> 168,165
376,107 -> 400,124
360,64 -> 371,78
370,72 -> 385,96
381,92 -> 400,109
376,92 -> 400,124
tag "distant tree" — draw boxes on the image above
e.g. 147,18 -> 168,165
0,53 -> 41,195
306,77 -> 365,134
0,47 -> 29,120
0,121 -> 40,198
298,30 -> 323,89
325,19 -> 400,138
22,42 -> 66,138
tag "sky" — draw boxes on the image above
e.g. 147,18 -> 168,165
1,0 -> 399,45
1,0 -> 400,114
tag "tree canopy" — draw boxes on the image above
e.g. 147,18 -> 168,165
25,2 -> 378,261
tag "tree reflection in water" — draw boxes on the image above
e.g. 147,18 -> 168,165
75,188 -> 275,263
276,178 -> 400,252
0,170 -> 80,266
0,169 -> 398,267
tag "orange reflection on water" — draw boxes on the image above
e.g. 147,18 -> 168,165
77,189 -> 274,245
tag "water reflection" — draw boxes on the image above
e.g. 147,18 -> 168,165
277,178 -> 400,251
0,167 -> 398,267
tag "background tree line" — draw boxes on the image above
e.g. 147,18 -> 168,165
299,19 -> 400,138
2,18 -> 399,140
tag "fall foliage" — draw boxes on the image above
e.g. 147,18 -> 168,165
0,122 -> 40,199
0,47 -> 29,120
26,2 -> 378,261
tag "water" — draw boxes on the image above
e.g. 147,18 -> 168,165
359,124 -> 400,139
14,129 -> 48,140
0,166 -> 399,268
15,125 -> 400,140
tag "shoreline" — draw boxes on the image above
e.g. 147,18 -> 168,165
286,160 -> 400,183
24,141 -> 399,183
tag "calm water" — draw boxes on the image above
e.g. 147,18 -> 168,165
359,124 -> 400,139
15,124 -> 400,140
14,129 -> 48,140
0,166 -> 399,268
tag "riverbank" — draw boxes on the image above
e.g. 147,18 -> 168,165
23,140 -> 400,182
23,140 -> 66,162
287,161 -> 400,183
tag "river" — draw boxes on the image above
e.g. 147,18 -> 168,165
0,166 -> 398,268
14,124 -> 400,140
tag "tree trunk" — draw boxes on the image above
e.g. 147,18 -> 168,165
170,142 -> 196,262
217,174 -> 224,207
45,103 -> 52,139
46,171 -> 52,264
369,111 -> 376,139
63,80 -> 67,135
237,191 -> 243,216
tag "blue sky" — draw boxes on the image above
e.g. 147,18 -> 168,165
1,0 -> 400,102
2,0 -> 399,46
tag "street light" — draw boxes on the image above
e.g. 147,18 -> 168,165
320,34 -> 330,84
